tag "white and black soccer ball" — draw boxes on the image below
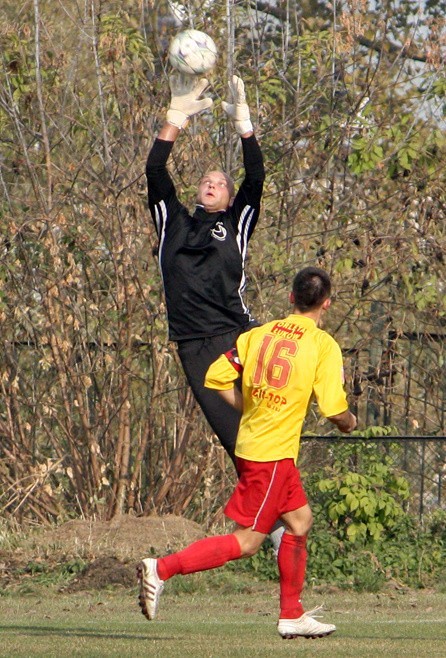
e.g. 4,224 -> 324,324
168,29 -> 217,75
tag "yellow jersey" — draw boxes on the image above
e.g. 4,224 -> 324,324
205,314 -> 349,463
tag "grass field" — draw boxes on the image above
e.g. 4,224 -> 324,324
0,581 -> 445,658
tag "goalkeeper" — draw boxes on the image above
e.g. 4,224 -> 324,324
146,73 -> 265,469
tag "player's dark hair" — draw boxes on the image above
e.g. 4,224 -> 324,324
292,267 -> 331,312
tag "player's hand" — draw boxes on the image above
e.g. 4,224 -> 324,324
221,75 -> 253,135
166,73 -> 213,129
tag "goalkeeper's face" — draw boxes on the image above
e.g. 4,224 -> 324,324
197,171 -> 234,212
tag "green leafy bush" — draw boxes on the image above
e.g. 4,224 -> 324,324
307,429 -> 410,542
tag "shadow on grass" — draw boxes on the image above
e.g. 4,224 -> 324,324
2,623 -> 446,643
0,624 -> 174,641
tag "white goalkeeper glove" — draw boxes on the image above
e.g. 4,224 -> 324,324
221,75 -> 253,135
166,73 -> 213,129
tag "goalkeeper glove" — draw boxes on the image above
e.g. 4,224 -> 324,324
221,75 -> 253,135
166,73 -> 213,129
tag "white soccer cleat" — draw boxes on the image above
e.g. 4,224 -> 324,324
137,558 -> 165,620
278,607 -> 336,639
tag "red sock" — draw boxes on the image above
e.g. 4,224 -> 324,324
157,534 -> 242,581
278,533 -> 307,619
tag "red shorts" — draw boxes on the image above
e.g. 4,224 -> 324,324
224,458 -> 308,534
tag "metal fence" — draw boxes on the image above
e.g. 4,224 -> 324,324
300,436 -> 446,521
344,330 -> 445,436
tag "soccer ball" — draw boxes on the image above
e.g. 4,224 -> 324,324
168,29 -> 217,75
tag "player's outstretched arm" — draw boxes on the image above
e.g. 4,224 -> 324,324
327,409 -> 357,434
147,75 -> 213,205
222,75 -> 254,138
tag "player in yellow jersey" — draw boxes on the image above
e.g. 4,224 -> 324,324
137,267 -> 357,640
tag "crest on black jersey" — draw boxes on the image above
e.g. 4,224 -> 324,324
211,221 -> 227,241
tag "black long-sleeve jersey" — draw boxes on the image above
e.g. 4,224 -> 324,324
146,135 -> 265,341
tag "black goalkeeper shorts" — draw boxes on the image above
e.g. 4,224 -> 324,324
177,324 -> 256,466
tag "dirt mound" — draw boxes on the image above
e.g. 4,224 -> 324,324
4,514 -> 206,590
67,556 -> 136,591
23,514 -> 204,561
0,515 -> 205,591
40,514 -> 205,559
58,515 -> 205,591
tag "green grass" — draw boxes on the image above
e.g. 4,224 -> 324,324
0,582 -> 445,657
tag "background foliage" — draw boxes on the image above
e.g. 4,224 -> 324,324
0,0 -> 445,524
